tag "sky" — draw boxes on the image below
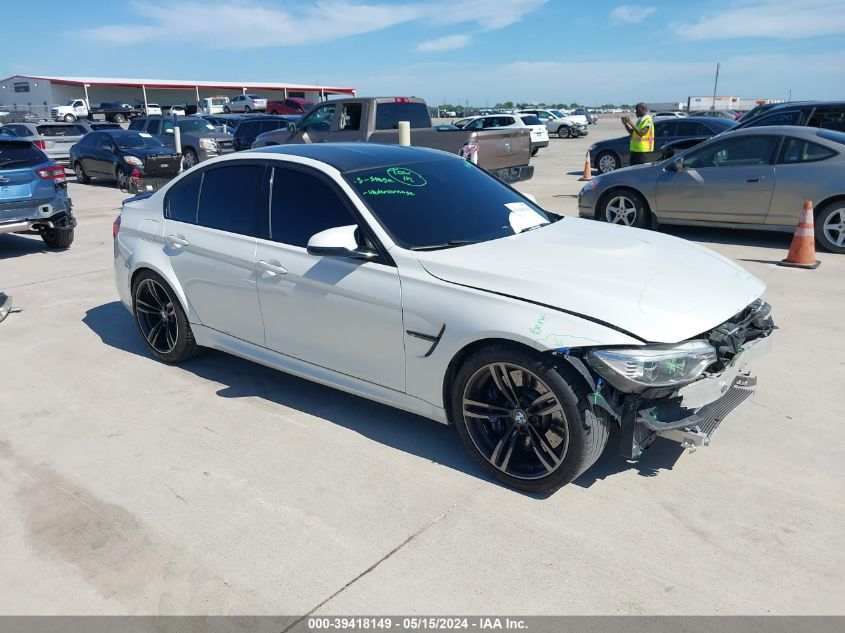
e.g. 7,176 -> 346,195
2,0 -> 844,105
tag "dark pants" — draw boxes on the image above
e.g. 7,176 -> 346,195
629,151 -> 651,166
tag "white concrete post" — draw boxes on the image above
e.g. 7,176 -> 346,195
83,83 -> 90,108
195,86 -> 201,110
142,85 -> 148,113
173,115 -> 183,172
398,121 -> 411,146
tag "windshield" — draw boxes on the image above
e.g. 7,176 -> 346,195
115,132 -> 166,149
551,110 -> 566,118
344,158 -> 552,250
176,119 -> 216,133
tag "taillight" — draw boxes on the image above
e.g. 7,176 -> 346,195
112,215 -> 121,239
36,165 -> 67,184
33,140 -> 46,150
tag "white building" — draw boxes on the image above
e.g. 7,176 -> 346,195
0,74 -> 356,117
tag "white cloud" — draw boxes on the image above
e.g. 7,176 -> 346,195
80,0 -> 548,49
674,0 -> 845,40
610,5 -> 656,25
417,34 -> 471,52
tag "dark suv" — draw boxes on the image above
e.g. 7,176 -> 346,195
232,115 -> 300,151
734,101 -> 845,131
128,116 -> 234,168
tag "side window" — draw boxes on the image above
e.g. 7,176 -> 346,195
166,172 -> 202,223
654,121 -> 676,138
150,119 -> 164,134
300,104 -> 336,132
677,121 -> 709,136
683,136 -> 779,169
128,119 -> 144,131
238,121 -> 260,137
260,120 -> 283,133
160,120 -> 173,135
339,103 -> 363,131
467,119 -> 484,130
808,107 -> 845,132
97,135 -> 115,152
270,166 -> 357,247
778,137 -> 837,164
196,164 -> 268,236
746,110 -> 800,127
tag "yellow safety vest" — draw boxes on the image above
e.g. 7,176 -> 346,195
630,114 -> 654,153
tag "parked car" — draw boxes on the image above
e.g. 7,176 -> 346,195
573,108 -> 597,124
138,103 -> 162,116
75,120 -> 123,134
199,96 -> 230,114
689,109 -> 741,120
587,116 -> 737,174
113,142 -> 774,492
266,97 -> 314,116
518,109 -> 588,138
732,100 -> 845,132
0,135 -> 75,248
70,129 -> 181,188
128,116 -> 234,168
232,115 -> 301,151
224,94 -> 268,113
0,121 -> 84,164
579,126 -> 845,253
454,114 -> 548,156
165,105 -> 187,117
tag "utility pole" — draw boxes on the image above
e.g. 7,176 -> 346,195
711,62 -> 720,110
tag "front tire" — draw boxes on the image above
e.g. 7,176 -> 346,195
557,125 -> 571,139
451,345 -> 610,493
183,149 -> 199,169
601,189 -> 649,228
64,114 -> 77,123
595,150 -> 620,174
132,271 -> 201,363
816,202 -> 845,253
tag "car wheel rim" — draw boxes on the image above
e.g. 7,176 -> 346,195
822,207 -> 845,248
74,165 -> 84,180
135,279 -> 179,354
598,155 -> 616,173
605,195 -> 637,225
462,363 -> 569,480
185,152 -> 197,167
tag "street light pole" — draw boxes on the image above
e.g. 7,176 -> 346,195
711,62 -> 720,110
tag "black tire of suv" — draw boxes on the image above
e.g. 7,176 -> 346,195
73,162 -> 91,184
815,201 -> 845,254
41,227 -> 74,249
132,270 -> 202,364
451,344 -> 610,493
531,147 -> 539,157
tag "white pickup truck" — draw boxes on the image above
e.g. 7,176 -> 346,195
51,99 -> 90,122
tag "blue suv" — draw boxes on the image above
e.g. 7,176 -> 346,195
0,135 -> 75,248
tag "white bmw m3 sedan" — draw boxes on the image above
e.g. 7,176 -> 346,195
113,144 -> 774,492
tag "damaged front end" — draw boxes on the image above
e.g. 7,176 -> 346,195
554,299 -> 775,458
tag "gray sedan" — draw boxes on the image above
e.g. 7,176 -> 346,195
0,121 -> 84,164
588,116 -> 737,174
578,126 -> 845,253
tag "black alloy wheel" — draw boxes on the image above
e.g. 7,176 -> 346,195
132,271 -> 201,363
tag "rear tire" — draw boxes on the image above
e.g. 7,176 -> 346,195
113,113 -> 126,124
245,105 -> 252,112
41,227 -> 74,249
73,162 -> 91,184
223,106 -> 231,113
531,147 -> 539,157
451,344 -> 610,493
596,151 -> 620,174
815,201 -> 845,254
132,270 -> 202,363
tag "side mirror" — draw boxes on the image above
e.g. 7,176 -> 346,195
307,225 -> 377,260
103,144 -> 115,153
667,157 -> 683,172
165,128 -> 174,134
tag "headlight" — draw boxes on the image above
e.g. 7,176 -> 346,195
123,156 -> 143,166
587,340 -> 717,392
199,137 -> 218,150
588,144 -> 596,151
582,177 -> 600,192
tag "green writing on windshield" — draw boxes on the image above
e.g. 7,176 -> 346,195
387,167 -> 427,187
354,176 -> 394,184
363,189 -> 416,197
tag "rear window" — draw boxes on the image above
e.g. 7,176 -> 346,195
37,125 -> 79,137
520,115 -> 542,125
375,102 -> 431,129
0,141 -> 46,169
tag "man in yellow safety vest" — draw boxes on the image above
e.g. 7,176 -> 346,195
622,103 -> 654,166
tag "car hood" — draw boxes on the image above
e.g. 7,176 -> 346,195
414,218 -> 765,344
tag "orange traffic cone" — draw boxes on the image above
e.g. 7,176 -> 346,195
779,200 -> 820,269
578,151 -> 592,181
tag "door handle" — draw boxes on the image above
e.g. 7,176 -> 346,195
166,234 -> 189,248
745,178 -> 762,183
257,259 -> 288,275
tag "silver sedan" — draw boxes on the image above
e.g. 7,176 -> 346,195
578,126 -> 845,253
